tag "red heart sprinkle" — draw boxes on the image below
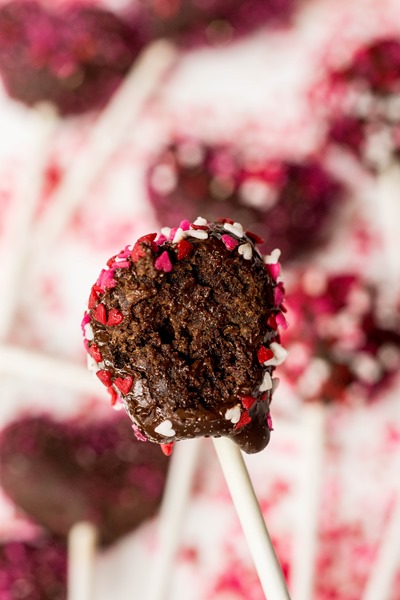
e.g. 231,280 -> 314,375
107,309 -> 123,326
160,443 -> 174,456
190,224 -> 208,230
114,376 -> 133,395
92,304 -> 107,325
234,411 -> 252,430
246,230 -> 265,244
89,343 -> 102,363
240,396 -> 257,410
131,233 -> 157,263
107,255 -> 117,268
176,239 -> 193,260
267,314 -> 278,330
257,346 -> 274,364
88,288 -> 99,309
216,217 -> 234,224
96,370 -> 112,387
107,386 -> 118,406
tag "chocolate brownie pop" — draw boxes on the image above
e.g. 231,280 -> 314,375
83,218 -> 288,455
0,410 -> 169,546
137,0 -> 296,46
324,37 -> 400,171
147,140 -> 344,263
0,0 -> 145,115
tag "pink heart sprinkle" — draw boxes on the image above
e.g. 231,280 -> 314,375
155,251 -> 173,273
112,260 -> 130,269
276,312 -> 288,330
132,424 -> 148,442
179,219 -> 190,231
168,228 -> 177,241
81,313 -> 90,333
221,234 -> 239,251
97,269 -> 116,290
266,263 -> 281,281
155,234 -> 167,245
274,285 -> 285,306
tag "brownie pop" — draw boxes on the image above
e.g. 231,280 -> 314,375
0,410 -> 169,546
0,0 -> 145,115
323,37 -> 400,171
281,270 -> 400,405
147,139 -> 344,263
137,0 -> 296,46
82,217 -> 288,455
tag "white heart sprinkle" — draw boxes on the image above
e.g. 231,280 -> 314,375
260,371 -> 273,391
161,226 -> 171,237
154,419 -> 176,437
272,377 -> 280,392
84,323 -> 94,341
193,216 -> 208,226
263,342 -> 289,366
223,222 -> 244,238
264,249 -> 281,264
87,355 -> 98,373
172,227 -> 186,244
188,229 -> 208,240
225,404 -> 241,424
238,243 -> 253,260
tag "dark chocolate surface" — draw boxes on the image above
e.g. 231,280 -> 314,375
0,411 -> 169,546
86,222 -> 285,454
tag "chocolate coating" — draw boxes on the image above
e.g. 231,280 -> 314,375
84,220 -> 287,454
136,0 -> 295,46
0,411 -> 169,546
0,1 -> 145,115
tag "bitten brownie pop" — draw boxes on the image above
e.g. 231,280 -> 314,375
82,218 -> 288,455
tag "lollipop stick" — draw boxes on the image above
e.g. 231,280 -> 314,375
31,39 -> 178,268
361,490 -> 400,600
375,164 -> 400,292
291,402 -> 326,600
68,521 -> 98,600
0,103 -> 58,340
213,437 -> 291,600
147,438 -> 202,600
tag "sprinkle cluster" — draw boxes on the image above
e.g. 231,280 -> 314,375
281,270 -> 400,404
83,217 -> 289,453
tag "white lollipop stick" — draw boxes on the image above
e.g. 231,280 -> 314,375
0,103 -> 59,340
0,344 -> 99,394
213,437 -> 291,600
68,521 -> 98,600
291,402 -> 327,600
361,483 -> 400,600
147,438 -> 202,600
31,39 -> 177,267
375,163 -> 400,291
